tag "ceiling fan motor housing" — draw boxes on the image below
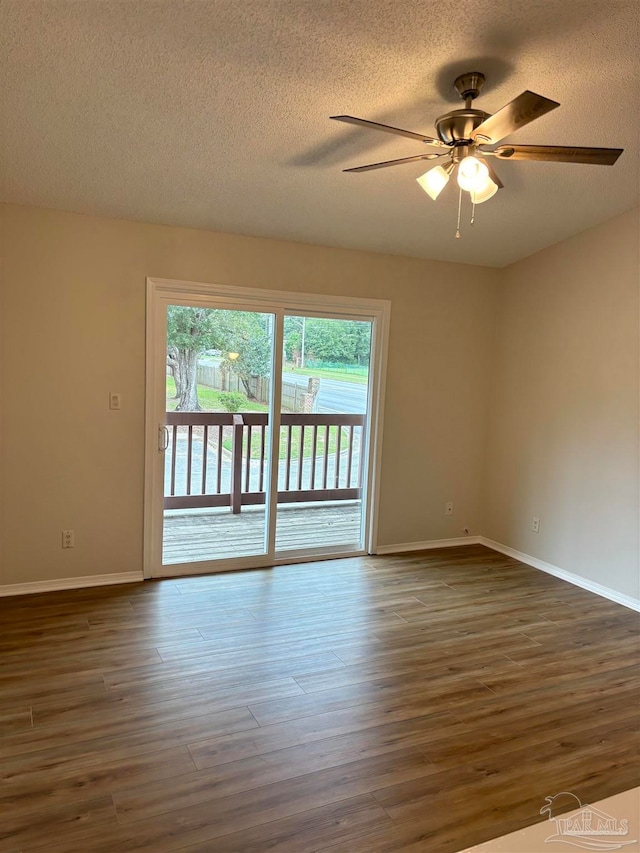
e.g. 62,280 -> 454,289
453,71 -> 486,101
435,71 -> 489,145
435,109 -> 490,145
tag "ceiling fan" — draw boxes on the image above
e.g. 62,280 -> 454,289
331,72 -> 623,236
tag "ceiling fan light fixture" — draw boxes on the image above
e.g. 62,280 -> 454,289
333,71 -> 624,238
416,162 -> 454,200
471,176 -> 499,204
457,156 -> 490,192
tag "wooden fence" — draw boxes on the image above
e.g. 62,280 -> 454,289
196,364 -> 319,412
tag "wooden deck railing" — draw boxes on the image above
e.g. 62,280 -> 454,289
164,412 -> 365,513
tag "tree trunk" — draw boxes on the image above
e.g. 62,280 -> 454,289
167,347 -> 183,399
237,372 -> 259,400
175,349 -> 201,411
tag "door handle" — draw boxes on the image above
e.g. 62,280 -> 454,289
158,425 -> 169,452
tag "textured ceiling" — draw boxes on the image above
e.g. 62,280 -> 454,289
1,0 -> 638,267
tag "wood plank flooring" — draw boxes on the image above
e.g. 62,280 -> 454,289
0,544 -> 638,853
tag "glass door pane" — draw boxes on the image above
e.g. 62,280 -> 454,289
275,315 -> 372,554
162,306 -> 275,566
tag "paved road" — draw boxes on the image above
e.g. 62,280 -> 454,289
282,372 -> 367,414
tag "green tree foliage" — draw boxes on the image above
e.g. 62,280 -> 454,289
166,307 -> 217,411
166,307 -> 272,410
284,327 -> 302,363
284,318 -> 371,366
217,392 -> 248,413
167,309 -> 369,412
217,311 -> 272,400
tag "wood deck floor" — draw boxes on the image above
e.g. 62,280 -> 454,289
1,545 -> 638,853
163,502 -> 362,564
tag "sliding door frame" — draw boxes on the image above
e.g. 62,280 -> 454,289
143,276 -> 390,579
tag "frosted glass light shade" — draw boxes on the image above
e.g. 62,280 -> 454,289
471,177 -> 498,204
457,156 -> 490,192
416,165 -> 450,200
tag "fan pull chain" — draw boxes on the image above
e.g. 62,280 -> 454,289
455,186 -> 462,239
471,194 -> 476,225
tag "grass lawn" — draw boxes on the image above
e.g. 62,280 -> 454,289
285,365 -> 368,385
223,423 -> 343,462
166,378 -> 268,413
167,377 -> 355,461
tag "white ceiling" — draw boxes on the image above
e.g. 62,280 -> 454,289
1,0 -> 638,267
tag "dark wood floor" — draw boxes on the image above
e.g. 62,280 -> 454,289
0,545 -> 638,853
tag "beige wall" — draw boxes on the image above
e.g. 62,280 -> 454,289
483,208 -> 640,600
2,203 -> 637,599
0,203 -> 499,585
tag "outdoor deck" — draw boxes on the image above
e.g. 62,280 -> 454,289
163,502 -> 362,564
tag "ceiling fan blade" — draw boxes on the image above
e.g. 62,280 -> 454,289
484,160 -> 503,189
488,144 -> 623,165
471,91 -> 560,144
331,115 -> 445,146
343,153 -> 446,173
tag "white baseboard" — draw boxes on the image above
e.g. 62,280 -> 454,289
479,537 -> 640,613
0,572 -> 144,598
2,540 -> 637,614
376,536 -> 482,555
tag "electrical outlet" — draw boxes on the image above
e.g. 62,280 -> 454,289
532,517 -> 540,533
62,530 -> 74,549
109,392 -> 121,410
445,501 -> 454,516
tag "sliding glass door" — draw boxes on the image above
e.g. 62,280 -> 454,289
274,315 -> 371,556
162,305 -> 275,566
144,279 -> 389,578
